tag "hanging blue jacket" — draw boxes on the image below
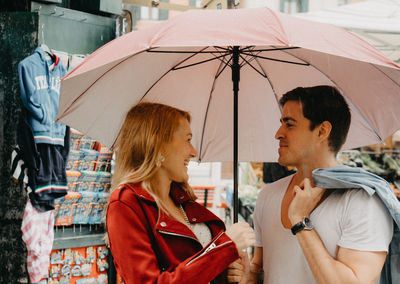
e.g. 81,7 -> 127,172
18,47 -> 67,146
312,165 -> 400,284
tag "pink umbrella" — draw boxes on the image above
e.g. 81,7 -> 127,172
58,7 -> 400,221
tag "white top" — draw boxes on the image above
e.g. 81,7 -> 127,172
191,222 -> 212,248
180,205 -> 212,248
254,175 -> 393,284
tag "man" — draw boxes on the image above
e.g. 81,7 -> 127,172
231,86 -> 394,284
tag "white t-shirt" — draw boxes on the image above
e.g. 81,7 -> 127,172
254,175 -> 393,284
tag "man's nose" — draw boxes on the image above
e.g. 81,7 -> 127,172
275,126 -> 283,140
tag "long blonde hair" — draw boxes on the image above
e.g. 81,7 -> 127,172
111,102 -> 197,215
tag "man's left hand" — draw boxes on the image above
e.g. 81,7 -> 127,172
288,178 -> 326,225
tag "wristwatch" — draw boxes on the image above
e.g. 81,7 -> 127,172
291,217 -> 313,235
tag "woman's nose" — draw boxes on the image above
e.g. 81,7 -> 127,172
190,144 -> 198,158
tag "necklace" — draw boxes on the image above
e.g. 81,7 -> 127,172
179,205 -> 192,228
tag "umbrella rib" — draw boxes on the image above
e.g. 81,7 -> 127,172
283,49 -> 384,142
239,54 -> 267,78
210,46 -> 233,69
62,46 -> 301,120
245,47 -> 300,52
139,47 -> 214,102
215,56 -> 232,79
239,46 -> 254,67
60,49 -> 151,119
147,49 -> 228,54
172,46 -> 233,71
214,46 -> 231,52
198,58 -> 227,162
239,46 -> 303,68
218,46 -> 254,52
140,47 -> 232,105
240,46 -> 256,52
172,53 -> 230,71
241,52 -> 310,66
112,47 -> 212,149
204,47 -> 232,77
243,47 -> 282,111
239,47 -> 262,67
252,56 -> 282,111
245,48 -> 270,75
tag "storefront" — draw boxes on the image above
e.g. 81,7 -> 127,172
1,1 -> 120,282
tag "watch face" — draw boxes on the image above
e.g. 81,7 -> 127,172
304,217 -> 313,229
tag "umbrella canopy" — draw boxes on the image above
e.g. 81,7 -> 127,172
58,7 -> 400,221
59,7 -> 400,162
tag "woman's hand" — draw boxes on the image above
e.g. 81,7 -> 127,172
226,222 -> 255,251
227,251 -> 250,283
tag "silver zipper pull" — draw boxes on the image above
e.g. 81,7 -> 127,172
204,242 -> 216,253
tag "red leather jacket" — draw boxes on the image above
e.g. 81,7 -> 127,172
107,182 -> 239,283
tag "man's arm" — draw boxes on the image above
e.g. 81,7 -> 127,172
296,228 -> 386,284
249,246 -> 263,284
290,178 -> 387,284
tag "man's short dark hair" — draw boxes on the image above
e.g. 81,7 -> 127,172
279,85 -> 351,154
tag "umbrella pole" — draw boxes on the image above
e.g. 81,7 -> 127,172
232,46 -> 240,223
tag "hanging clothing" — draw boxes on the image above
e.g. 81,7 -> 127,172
15,46 -> 70,211
30,142 -> 70,201
21,198 -> 55,283
312,165 -> 400,284
18,46 -> 67,146
16,46 -> 70,284
11,109 -> 69,211
11,145 -> 29,184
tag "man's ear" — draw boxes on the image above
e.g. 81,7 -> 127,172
317,121 -> 332,142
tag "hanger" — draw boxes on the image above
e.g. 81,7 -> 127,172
40,44 -> 56,61
40,44 -> 59,71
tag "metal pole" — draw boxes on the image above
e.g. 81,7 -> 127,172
232,46 -> 240,223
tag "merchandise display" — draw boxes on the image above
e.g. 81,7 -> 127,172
38,245 -> 108,283
2,4 -> 115,281
48,129 -> 114,283
54,129 -> 113,227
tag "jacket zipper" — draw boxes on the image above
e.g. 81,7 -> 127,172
186,232 -> 232,266
158,230 -> 200,243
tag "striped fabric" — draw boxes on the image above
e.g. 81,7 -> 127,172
34,135 -> 65,144
10,146 -> 29,184
34,184 -> 68,194
21,199 -> 54,283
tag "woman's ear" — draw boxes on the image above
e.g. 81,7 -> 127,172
318,121 -> 332,142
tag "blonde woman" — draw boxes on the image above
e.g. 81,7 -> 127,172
107,102 -> 254,283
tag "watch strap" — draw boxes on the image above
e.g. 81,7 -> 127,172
291,221 -> 305,235
291,217 -> 313,235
